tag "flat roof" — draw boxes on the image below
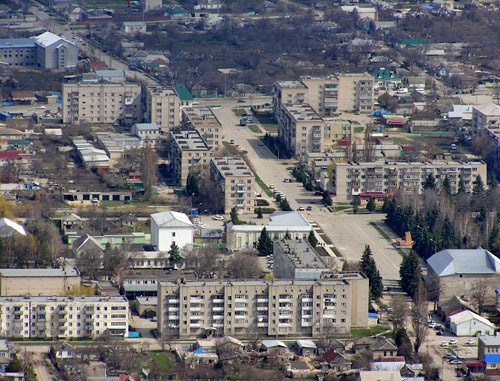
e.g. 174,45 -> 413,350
147,85 -> 177,97
283,104 -> 322,122
0,295 -> 127,303
276,80 -> 306,89
275,239 -> 328,269
160,278 -> 353,287
0,38 -> 35,49
134,123 -> 159,131
171,128 -> 210,151
183,107 -> 221,129
335,160 -> 485,167
0,267 -> 78,277
136,296 -> 158,305
211,157 -> 254,177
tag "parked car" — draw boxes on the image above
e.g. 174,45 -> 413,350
449,339 -> 458,346
449,359 -> 462,365
444,353 -> 456,360
237,99 -> 246,103
466,338 -> 475,345
306,206 -> 312,211
212,215 -> 224,221
297,207 -> 305,211
440,341 -> 449,347
230,139 -> 235,144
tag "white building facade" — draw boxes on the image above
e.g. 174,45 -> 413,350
150,211 -> 194,251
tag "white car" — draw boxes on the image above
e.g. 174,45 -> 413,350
211,215 -> 224,221
440,341 -> 449,347
466,338 -> 475,345
36,105 -> 46,109
448,339 -> 458,345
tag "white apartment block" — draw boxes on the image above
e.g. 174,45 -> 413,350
158,274 -> 369,339
62,82 -> 142,125
145,86 -> 181,134
331,160 -> 487,202
473,103 -> 500,164
182,106 -> 222,151
0,296 -> 128,339
210,157 -> 255,214
278,104 -> 325,157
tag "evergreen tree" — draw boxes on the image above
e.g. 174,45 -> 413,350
457,178 -> 465,194
360,245 -> 383,299
352,196 -> 360,214
399,250 -> 421,297
366,197 -> 376,213
257,227 -> 273,256
256,208 -> 263,219
441,175 -> 451,195
423,173 -> 436,190
473,175 -> 485,194
323,191 -> 332,206
168,242 -> 183,267
305,180 -> 313,191
230,207 -> 240,224
186,174 -> 199,197
308,231 -> 318,248
280,199 -> 292,211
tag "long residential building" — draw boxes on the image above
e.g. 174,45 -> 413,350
158,273 -> 369,339
62,82 -> 142,125
278,104 -> 325,157
273,74 -> 374,121
210,157 -> 255,214
145,86 -> 181,134
0,296 -> 128,339
182,106 -> 222,151
331,160 -> 487,203
473,103 -> 500,164
169,128 -> 211,186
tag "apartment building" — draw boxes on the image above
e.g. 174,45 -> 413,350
279,104 -> 325,157
210,157 -> 255,214
331,160 -> 487,202
62,82 -> 142,125
0,296 -> 128,339
273,74 -> 374,120
0,268 -> 80,296
473,103 -> 500,164
145,86 -> 180,134
273,239 -> 330,279
182,106 -> 222,151
158,274 -> 369,339
168,128 -> 211,186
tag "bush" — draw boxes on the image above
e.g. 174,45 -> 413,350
259,208 -> 276,214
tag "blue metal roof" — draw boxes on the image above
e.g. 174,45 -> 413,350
0,38 -> 35,49
484,354 -> 500,363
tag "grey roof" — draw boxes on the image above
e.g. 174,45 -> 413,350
134,123 -> 159,131
296,339 -> 317,349
274,239 -> 328,270
261,340 -> 287,349
0,38 -> 35,49
427,248 -> 500,276
0,295 -> 127,303
200,228 -> 223,238
151,211 -> 194,228
136,296 -> 158,306
0,339 -> 8,352
0,267 -> 79,278
479,335 -> 500,346
94,69 -> 125,77
123,284 -> 157,292
268,211 -> 311,227
211,157 -> 254,177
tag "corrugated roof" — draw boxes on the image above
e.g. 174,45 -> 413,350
175,84 -> 193,101
296,339 -> 317,349
95,69 -> 125,77
427,248 -> 500,276
450,310 -> 495,327
35,31 -> 74,48
261,340 -> 287,348
151,211 -> 193,228
479,335 -> 500,346
134,123 -> 159,131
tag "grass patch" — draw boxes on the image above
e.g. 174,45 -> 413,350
255,174 -> 272,197
233,108 -> 247,116
247,124 -> 262,133
150,352 -> 171,371
254,114 -> 278,125
261,124 -> 279,132
370,222 -> 391,242
332,205 -> 352,212
351,326 -> 391,338
354,126 -> 364,133
129,300 -> 137,312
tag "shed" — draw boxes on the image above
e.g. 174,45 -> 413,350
260,340 -> 287,352
135,296 -> 157,318
450,310 -> 495,336
296,339 -> 317,356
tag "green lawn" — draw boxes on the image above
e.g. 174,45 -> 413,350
354,126 -> 364,133
255,174 -> 272,197
254,114 -> 277,125
247,124 -> 262,133
370,222 -> 391,242
261,124 -> 278,132
150,352 -> 172,371
351,326 -> 391,338
233,108 -> 247,116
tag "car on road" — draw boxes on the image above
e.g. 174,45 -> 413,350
237,99 -> 246,103
449,359 -> 462,365
306,206 -> 312,211
440,341 -> 449,347
297,207 -> 305,211
212,215 -> 224,221
428,321 -> 436,328
269,184 -> 275,189
36,105 -> 46,109
466,338 -> 475,345
443,353 -> 456,360
449,339 -> 458,346
258,142 -> 264,146
230,139 -> 235,144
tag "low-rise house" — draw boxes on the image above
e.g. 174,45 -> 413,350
484,354 -> 500,376
260,339 -> 288,353
323,349 -> 351,371
131,123 -> 160,145
400,363 -> 424,377
354,337 -> 397,359
121,21 -> 147,35
479,335 -> 500,359
135,296 -> 157,318
450,310 -> 495,336
358,371 -> 402,381
296,339 -> 317,356
72,233 -> 105,257
370,360 -> 405,372
426,248 -> 500,301
437,295 -> 477,323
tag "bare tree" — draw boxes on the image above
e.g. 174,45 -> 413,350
227,252 -> 263,278
426,274 -> 441,312
390,296 -> 408,330
142,142 -> 158,201
183,247 -> 221,278
411,280 -> 429,353
471,280 -> 488,315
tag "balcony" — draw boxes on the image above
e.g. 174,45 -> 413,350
237,183 -> 245,187
212,306 -> 224,312
257,322 -> 269,327
257,298 -> 268,303
168,315 -> 179,320
13,310 -> 22,315
168,307 -> 179,312
301,305 -> 312,310
190,323 -> 202,328
168,299 -> 180,304
257,306 -> 268,311
235,306 -> 247,311
301,297 -> 313,302
237,188 -> 245,193
190,306 -> 202,312
212,323 -> 224,328
212,298 -> 224,303
190,297 -> 203,302
212,315 -> 224,320
301,320 -> 313,327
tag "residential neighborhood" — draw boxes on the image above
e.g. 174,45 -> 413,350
0,0 -> 500,380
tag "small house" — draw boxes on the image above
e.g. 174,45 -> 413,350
296,340 -> 317,356
450,310 -> 495,336
323,349 -> 352,371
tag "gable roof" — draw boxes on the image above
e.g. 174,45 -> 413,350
175,84 -> 193,101
261,339 -> 287,349
324,349 -> 350,363
450,310 -> 495,327
427,248 -> 500,276
439,295 -> 476,316
0,218 -> 26,237
72,233 -> 105,252
151,211 -> 193,228
35,31 -> 75,48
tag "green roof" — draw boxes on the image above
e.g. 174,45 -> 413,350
400,38 -> 433,45
373,69 -> 400,82
175,84 -> 193,101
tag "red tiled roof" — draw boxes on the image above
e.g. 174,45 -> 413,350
89,61 -> 107,69
0,152 -> 19,159
323,348 -> 339,362
11,90 -> 36,99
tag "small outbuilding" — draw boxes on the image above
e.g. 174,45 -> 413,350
450,310 -> 495,336
296,339 -> 317,356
